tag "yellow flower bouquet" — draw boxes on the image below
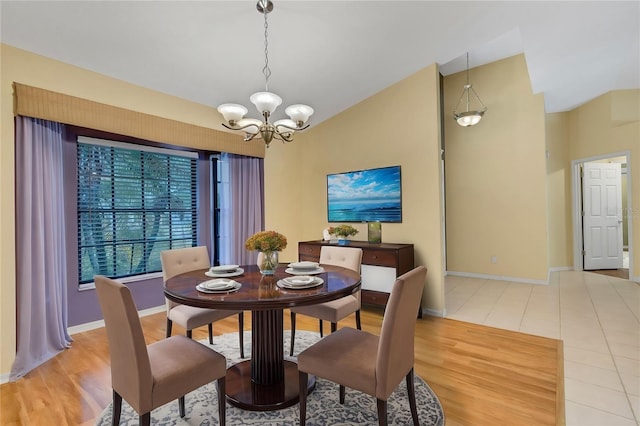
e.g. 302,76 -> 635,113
245,230 -> 288,252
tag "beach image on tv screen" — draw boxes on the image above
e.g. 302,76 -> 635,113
327,166 -> 401,223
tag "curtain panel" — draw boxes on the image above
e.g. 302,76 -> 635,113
219,153 -> 265,265
11,116 -> 73,381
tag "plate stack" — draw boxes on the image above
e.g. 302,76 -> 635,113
206,265 -> 244,278
277,275 -> 324,289
285,261 -> 324,275
196,278 -> 241,293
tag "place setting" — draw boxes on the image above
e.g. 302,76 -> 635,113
277,275 -> 324,290
205,264 -> 245,278
285,261 -> 325,275
196,278 -> 242,293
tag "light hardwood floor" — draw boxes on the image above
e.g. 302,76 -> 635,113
0,308 -> 563,425
446,270 -> 639,425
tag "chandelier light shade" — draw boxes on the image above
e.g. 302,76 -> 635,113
217,0 -> 314,147
453,52 -> 487,127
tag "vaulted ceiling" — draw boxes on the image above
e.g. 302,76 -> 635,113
2,1 -> 638,126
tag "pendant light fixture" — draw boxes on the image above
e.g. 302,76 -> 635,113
453,52 -> 487,127
217,0 -> 314,147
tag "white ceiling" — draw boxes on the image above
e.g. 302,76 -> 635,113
1,1 -> 638,126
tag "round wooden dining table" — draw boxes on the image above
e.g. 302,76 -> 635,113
163,263 -> 361,411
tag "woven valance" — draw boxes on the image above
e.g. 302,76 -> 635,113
13,82 -> 265,158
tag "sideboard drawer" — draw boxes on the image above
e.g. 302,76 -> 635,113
298,244 -> 321,260
361,249 -> 396,268
361,290 -> 390,307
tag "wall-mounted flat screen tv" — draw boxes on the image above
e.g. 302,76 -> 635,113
327,165 -> 402,223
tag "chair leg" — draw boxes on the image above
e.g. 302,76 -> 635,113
217,377 -> 226,426
339,384 -> 346,404
186,329 -> 193,339
238,312 -> 245,358
298,371 -> 308,426
208,323 -> 214,345
355,309 -> 362,330
290,311 -> 297,356
406,369 -> 419,426
112,390 -> 122,426
179,396 -> 186,418
319,319 -> 324,337
376,398 -> 388,426
139,412 -> 151,426
331,322 -> 337,333
166,318 -> 173,338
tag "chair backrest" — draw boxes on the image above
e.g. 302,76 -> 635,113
160,246 -> 211,281
319,246 -> 363,274
94,275 -> 153,413
375,265 -> 427,399
160,246 -> 211,310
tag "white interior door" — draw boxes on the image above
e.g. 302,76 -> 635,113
583,162 -> 623,270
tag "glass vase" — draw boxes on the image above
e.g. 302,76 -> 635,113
258,250 -> 279,275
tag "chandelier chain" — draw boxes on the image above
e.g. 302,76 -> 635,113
466,52 -> 470,85
262,6 -> 271,91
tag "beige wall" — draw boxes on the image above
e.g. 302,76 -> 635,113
568,90 -> 640,278
0,44 -> 229,376
264,65 -> 446,316
546,112 -> 573,268
444,55 -> 549,282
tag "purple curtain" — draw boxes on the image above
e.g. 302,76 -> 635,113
219,153 -> 264,265
11,117 -> 72,381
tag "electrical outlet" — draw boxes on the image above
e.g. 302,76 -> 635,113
491,256 -> 497,264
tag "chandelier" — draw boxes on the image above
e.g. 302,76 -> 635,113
217,0 -> 313,147
453,52 -> 487,127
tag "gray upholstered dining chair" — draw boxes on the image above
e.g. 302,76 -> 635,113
161,246 -> 245,358
94,275 -> 227,426
289,246 -> 363,356
297,265 -> 427,426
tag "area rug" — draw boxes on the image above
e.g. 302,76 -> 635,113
96,330 -> 445,425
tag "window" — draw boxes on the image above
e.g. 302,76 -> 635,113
210,155 -> 221,265
76,137 -> 198,284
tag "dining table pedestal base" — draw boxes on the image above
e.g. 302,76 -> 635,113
225,359 -> 315,411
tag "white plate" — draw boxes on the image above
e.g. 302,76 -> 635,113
285,267 -> 325,276
285,276 -> 315,285
205,268 -> 244,278
210,264 -> 240,273
277,276 -> 324,289
288,261 -> 320,270
196,279 -> 241,293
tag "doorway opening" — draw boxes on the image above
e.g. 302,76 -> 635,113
572,151 -> 633,280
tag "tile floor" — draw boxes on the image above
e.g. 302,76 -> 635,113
445,270 -> 639,426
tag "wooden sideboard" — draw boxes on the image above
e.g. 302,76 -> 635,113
298,240 -> 416,313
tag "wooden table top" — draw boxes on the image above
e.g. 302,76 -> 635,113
164,263 -> 361,311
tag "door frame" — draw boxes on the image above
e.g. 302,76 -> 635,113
572,150 -> 633,278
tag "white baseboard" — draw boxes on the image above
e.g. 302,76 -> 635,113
67,305 -> 165,335
549,266 -> 573,272
421,307 -> 445,318
633,275 -> 640,283
547,266 -> 573,283
0,372 -> 10,385
446,270 -> 549,285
